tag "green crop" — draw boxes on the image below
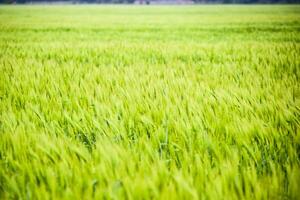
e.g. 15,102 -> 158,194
0,5 -> 299,200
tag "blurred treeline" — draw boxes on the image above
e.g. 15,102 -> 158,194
1,0 -> 299,3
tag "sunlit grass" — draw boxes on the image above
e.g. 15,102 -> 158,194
0,5 -> 299,199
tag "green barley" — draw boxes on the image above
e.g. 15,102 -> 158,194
0,5 -> 299,200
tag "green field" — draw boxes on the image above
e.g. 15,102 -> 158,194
0,5 -> 300,199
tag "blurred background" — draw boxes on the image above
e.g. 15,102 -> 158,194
1,0 -> 299,5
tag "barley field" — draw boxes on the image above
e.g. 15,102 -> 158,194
0,5 -> 300,199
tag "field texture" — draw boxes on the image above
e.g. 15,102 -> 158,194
0,5 -> 300,199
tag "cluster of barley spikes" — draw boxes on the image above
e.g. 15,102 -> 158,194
0,5 -> 299,200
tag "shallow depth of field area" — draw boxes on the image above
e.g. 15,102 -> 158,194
0,5 -> 300,199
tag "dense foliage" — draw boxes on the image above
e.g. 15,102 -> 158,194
0,5 -> 299,200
